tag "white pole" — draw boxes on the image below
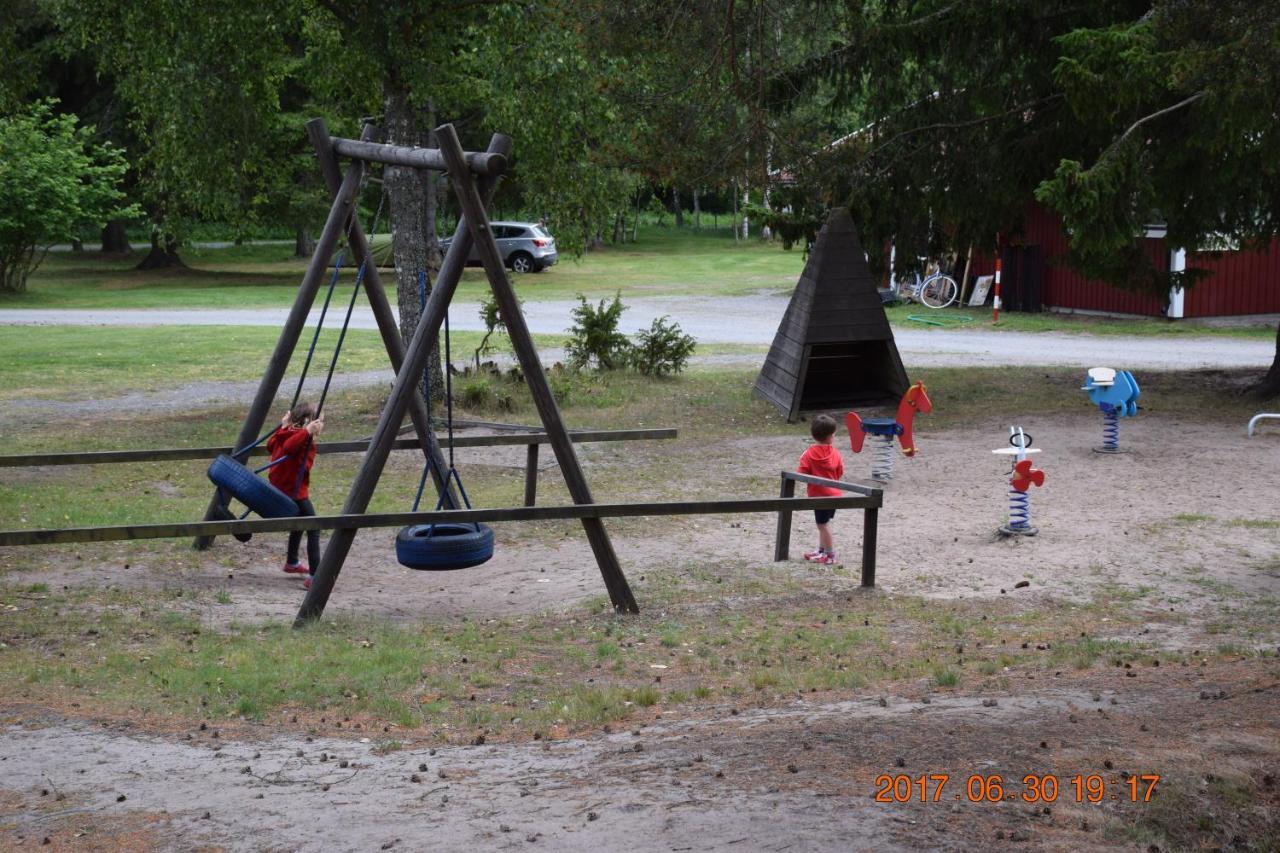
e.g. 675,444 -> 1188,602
1168,247 -> 1186,319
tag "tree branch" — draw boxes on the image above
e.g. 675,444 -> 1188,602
1113,91 -> 1207,149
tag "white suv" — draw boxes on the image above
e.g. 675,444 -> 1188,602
441,221 -> 558,273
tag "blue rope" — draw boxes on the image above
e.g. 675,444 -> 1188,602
316,260 -> 367,417
408,269 -> 477,532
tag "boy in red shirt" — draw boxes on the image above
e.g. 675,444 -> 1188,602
797,414 -> 844,565
266,401 -> 325,587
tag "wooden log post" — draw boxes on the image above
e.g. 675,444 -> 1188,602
435,123 -> 637,614
524,443 -> 539,507
193,128 -> 372,550
295,131 -> 513,626
861,506 -> 878,588
305,118 -> 458,510
774,474 -> 795,561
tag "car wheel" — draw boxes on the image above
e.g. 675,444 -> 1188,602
509,252 -> 535,274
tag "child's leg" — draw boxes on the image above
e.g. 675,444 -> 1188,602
286,529 -> 303,566
296,498 -> 320,572
817,522 -> 833,553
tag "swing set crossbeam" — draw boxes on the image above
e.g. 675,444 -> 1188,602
0,495 -> 879,548
329,136 -> 506,175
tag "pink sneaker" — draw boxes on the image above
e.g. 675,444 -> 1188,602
814,553 -> 837,565
303,576 -> 312,590
803,549 -> 825,561
282,562 -> 309,575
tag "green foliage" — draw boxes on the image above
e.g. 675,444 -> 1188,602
631,316 -> 696,377
565,292 -> 631,371
0,100 -> 134,293
1036,2 -> 1280,289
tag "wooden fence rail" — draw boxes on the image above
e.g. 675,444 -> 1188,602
0,495 -> 877,548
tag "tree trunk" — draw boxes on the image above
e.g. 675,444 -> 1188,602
136,231 -> 185,269
70,238 -> 84,252
101,219 -> 131,253
693,189 -> 701,230
633,193 -> 640,242
671,187 -> 684,228
384,85 -> 444,404
612,210 -> 624,244
1251,320 -> 1280,399
294,226 -> 315,258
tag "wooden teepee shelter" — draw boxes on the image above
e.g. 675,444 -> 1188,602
754,207 -> 910,422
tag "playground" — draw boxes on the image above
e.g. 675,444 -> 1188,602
0,128 -> 1277,852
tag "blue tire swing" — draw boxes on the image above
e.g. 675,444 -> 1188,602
208,190 -> 380,535
396,271 -> 495,571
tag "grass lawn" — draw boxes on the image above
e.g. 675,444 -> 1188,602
5,223 -> 806,309
0,325 -> 572,403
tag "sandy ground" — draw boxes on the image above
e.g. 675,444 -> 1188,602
2,657 -> 1276,851
9,414 -> 1278,631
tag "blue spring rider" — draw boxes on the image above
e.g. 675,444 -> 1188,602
1082,368 -> 1139,453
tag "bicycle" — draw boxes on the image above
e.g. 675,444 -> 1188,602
888,260 -> 959,309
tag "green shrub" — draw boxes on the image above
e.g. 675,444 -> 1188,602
565,293 -> 630,370
458,377 -> 494,409
631,316 -> 696,376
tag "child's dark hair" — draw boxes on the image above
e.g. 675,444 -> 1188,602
290,401 -> 317,427
810,414 -> 837,441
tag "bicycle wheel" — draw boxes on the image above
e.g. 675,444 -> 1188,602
919,273 -> 958,309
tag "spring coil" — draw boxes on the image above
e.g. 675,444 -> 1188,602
871,434 -> 896,480
1008,487 -> 1031,529
1102,405 -> 1120,451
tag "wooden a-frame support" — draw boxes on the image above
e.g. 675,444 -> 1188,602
214,120 -> 640,624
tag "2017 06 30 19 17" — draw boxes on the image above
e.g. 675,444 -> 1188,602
873,773 -> 1161,804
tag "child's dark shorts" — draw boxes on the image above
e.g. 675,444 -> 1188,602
814,509 -> 836,525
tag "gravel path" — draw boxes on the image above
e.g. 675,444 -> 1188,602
2,298 -> 1274,370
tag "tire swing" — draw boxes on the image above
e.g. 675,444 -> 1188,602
396,273 -> 495,571
209,186 -> 382,535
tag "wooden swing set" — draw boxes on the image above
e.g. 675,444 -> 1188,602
0,120 -> 885,624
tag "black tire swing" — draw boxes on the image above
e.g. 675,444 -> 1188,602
396,271 -> 495,571
208,184 -> 382,534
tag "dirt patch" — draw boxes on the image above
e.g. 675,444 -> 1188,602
2,657 -> 1275,851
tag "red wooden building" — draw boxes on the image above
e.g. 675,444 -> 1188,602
967,203 -> 1280,319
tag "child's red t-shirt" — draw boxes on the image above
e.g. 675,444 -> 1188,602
266,426 -> 316,499
798,443 -> 845,496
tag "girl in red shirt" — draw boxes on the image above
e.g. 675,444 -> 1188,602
266,401 -> 325,586
797,414 -> 844,565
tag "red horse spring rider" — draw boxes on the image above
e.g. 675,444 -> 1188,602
845,381 -> 932,481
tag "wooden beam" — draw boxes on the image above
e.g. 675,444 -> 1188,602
861,506 -> 879,588
774,475 -> 796,561
330,137 -> 505,175
780,471 -> 883,498
437,123 -> 637,615
0,429 -> 678,469
0,496 -> 877,548
523,443 -> 539,507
